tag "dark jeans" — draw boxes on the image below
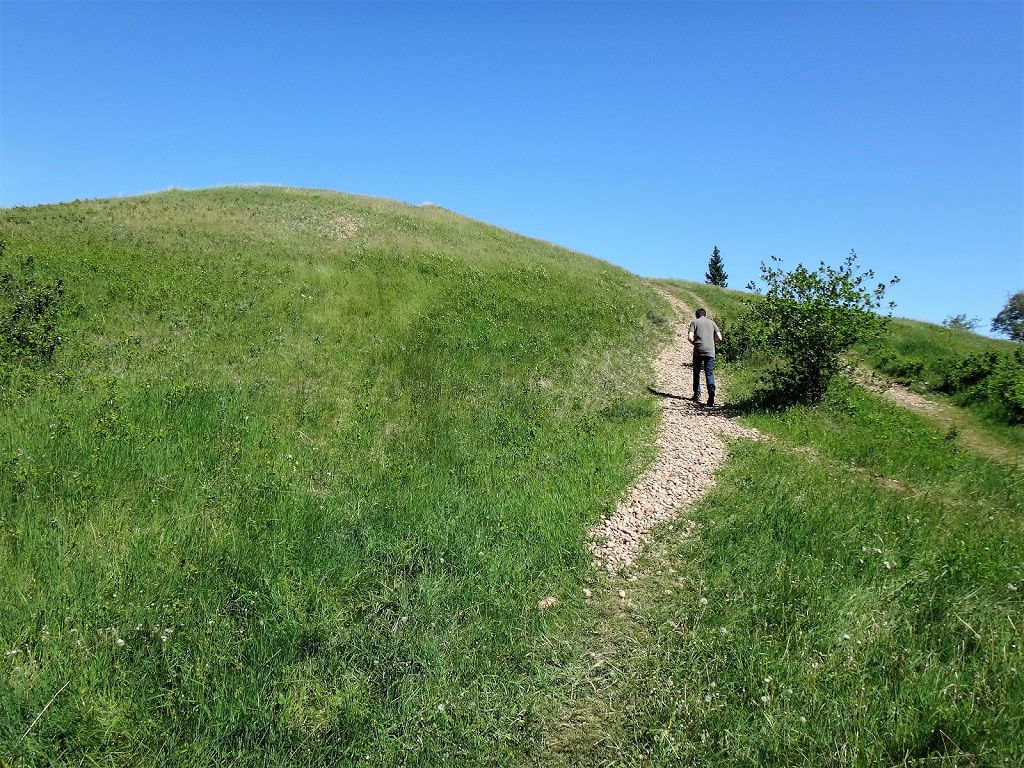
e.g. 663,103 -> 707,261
693,354 -> 716,402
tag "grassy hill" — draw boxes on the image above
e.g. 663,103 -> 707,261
1,187 -> 669,764
2,193 -> 1021,766
575,280 -> 1022,767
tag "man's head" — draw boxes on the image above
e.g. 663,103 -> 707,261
696,308 -> 707,318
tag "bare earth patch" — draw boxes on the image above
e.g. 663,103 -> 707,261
854,365 -> 939,414
330,214 -> 360,240
854,365 -> 1023,469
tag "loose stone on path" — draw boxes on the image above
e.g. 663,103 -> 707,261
588,287 -> 764,572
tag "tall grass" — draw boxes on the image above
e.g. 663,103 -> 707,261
6,199 -> 1020,765
1,187 -> 669,764
542,335 -> 1022,765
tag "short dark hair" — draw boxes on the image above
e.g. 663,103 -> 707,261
696,308 -> 707,318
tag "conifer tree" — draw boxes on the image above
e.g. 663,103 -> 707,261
705,246 -> 728,287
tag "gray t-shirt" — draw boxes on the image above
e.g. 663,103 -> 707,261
688,316 -> 721,357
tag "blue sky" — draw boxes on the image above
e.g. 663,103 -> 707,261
2,1 -> 1022,331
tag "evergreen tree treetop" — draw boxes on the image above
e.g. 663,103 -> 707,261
706,245 -> 728,287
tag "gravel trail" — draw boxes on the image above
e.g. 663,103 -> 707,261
588,288 -> 764,572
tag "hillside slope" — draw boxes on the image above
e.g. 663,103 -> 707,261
1,187 -> 670,764
537,280 -> 1022,767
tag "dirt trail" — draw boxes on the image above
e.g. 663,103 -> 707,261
854,366 -> 1023,469
588,288 -> 763,572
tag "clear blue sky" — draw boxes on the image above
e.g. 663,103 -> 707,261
2,1 -> 1022,331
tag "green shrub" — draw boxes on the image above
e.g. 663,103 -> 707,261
933,349 -> 1024,425
941,351 -> 1000,393
877,352 -> 926,383
0,249 -> 67,382
984,348 -> 1024,424
743,251 -> 898,404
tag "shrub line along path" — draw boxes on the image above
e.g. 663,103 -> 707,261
588,287 -> 764,572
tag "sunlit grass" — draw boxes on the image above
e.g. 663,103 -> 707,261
1,187 -> 668,764
546,370 -> 1022,766
4,194 -> 1020,765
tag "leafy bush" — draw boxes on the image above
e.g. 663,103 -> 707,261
942,312 -> 980,332
940,348 -> 1024,424
713,315 -> 756,363
0,246 -> 67,382
742,250 -> 898,404
991,289 -> 1024,341
940,351 -> 1001,393
988,348 -> 1024,423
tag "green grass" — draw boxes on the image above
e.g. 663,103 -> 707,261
529,282 -> 1021,766
3,195 -> 1021,765
854,317 -> 1024,430
1,187 -> 669,765
546,379 -> 1023,766
658,279 -> 754,321
866,316 -> 1018,379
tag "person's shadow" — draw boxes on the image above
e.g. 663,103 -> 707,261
646,386 -> 689,401
647,385 -> 746,416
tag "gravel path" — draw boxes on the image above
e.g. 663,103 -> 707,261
588,288 -> 764,572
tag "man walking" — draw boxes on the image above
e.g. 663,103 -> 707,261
687,308 -> 723,406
